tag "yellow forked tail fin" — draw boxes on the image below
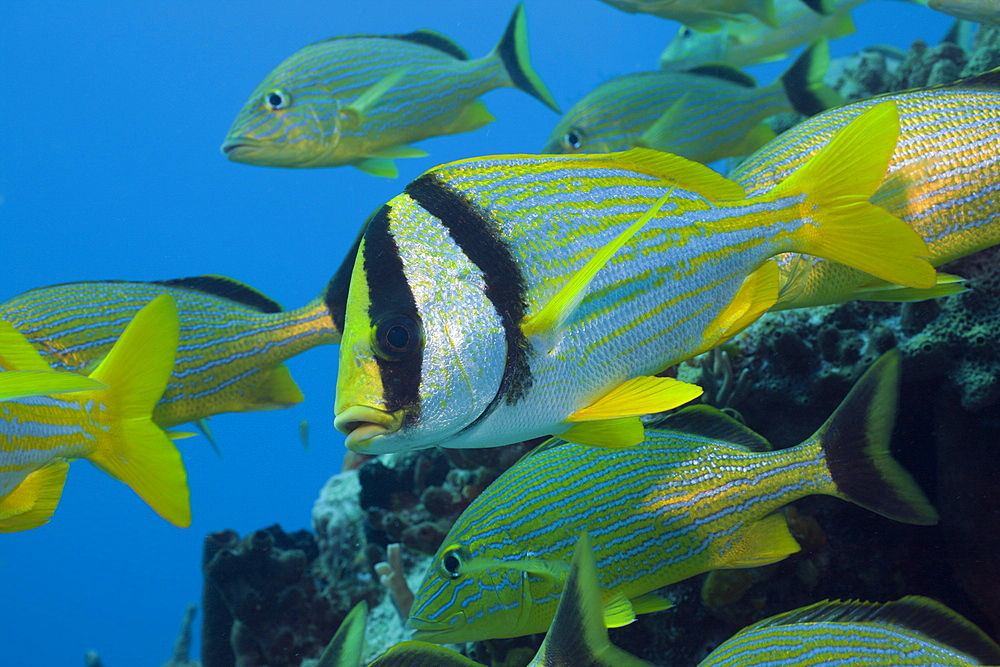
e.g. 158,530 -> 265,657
773,101 -> 935,291
87,295 -> 191,528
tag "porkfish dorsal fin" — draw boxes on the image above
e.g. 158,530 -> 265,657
315,600 -> 367,667
0,317 -> 52,371
654,404 -> 772,451
153,275 -> 284,313
602,148 -> 746,201
522,191 -> 674,345
0,370 -> 106,401
535,533 -> 658,666
742,597 -> 1000,665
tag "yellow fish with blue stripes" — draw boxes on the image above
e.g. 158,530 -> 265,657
222,4 -> 559,177
734,68 -> 1000,309
597,0 -> 781,32
1,274 -> 343,430
0,295 -> 190,532
334,101 -> 935,453
406,351 -> 938,642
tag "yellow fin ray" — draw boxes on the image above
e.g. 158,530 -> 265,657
451,99 -> 496,133
562,417 -> 645,449
568,376 -> 704,422
366,144 -> 429,160
603,591 -> 638,628
0,370 -> 106,401
353,157 -> 398,178
343,67 -> 409,122
703,260 -> 780,347
773,100 -> 935,290
244,364 -> 305,411
607,148 -> 746,201
719,512 -> 800,568
0,459 -> 70,533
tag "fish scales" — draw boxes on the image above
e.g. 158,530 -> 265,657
1,281 -> 339,428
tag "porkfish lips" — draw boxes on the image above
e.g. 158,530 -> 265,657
334,405 -> 404,450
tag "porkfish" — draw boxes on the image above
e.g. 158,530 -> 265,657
597,0 -> 781,31
698,596 -> 1000,666
541,39 -> 841,164
222,4 -> 560,177
733,68 -> 1000,310
0,275 -> 343,430
0,295 -> 190,532
334,101 -> 935,454
407,351 -> 938,643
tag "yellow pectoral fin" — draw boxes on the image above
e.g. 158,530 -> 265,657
562,417 -> 645,448
703,259 -> 781,347
0,370 -> 106,401
733,123 -> 777,156
569,376 -> 704,422
0,318 -> 52,371
0,459 -> 70,533
603,592 -> 637,628
720,512 -> 801,568
343,67 -> 409,122
522,191 -> 675,345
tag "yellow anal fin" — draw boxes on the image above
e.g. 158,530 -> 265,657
0,318 -> 51,371
569,376 -> 704,422
0,459 -> 70,533
245,364 -> 305,411
343,67 -> 409,122
523,191 -> 674,344
562,417 -> 645,449
773,100 -> 935,290
366,144 -> 430,160
0,370 -> 106,401
353,157 -> 398,178
451,99 -> 496,133
719,512 -> 800,568
703,259 -> 780,347
850,272 -> 967,302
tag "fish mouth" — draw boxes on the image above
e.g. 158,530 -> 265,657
407,612 -> 465,643
334,405 -> 404,451
220,137 -> 261,161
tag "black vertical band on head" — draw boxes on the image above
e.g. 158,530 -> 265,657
323,213 -> 371,334
405,173 -> 532,424
363,203 -> 423,420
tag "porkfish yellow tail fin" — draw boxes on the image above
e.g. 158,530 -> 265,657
535,533 -> 658,666
87,295 -> 192,528
0,370 -> 106,401
774,101 -> 935,291
808,350 -> 939,526
0,459 -> 70,533
493,3 -> 561,113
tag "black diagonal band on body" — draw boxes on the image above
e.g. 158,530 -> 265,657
363,203 -> 422,422
405,173 -> 532,426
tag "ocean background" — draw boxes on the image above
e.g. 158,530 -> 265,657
1,2 -> 946,665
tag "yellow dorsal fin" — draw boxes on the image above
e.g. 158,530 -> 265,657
343,67 -> 409,122
562,417 -> 645,449
772,100 -> 935,290
247,364 -> 305,410
86,295 -> 191,528
0,370 -> 106,401
608,147 -> 746,201
568,376 -> 704,422
702,259 -> 781,347
0,318 -> 52,371
0,459 -> 70,533
603,591 -> 637,628
718,512 -> 800,568
523,191 -> 674,343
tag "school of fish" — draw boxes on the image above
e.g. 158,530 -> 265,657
6,0 -> 1000,664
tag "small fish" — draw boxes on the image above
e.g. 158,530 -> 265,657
597,0 -> 782,31
1,274 -> 343,429
929,0 -> 1000,25
541,39 -> 841,164
407,351 -> 938,642
732,68 -> 1000,310
697,596 -> 1000,666
222,4 -> 560,177
658,0 -> 864,70
334,101 -> 935,454
0,295 -> 190,531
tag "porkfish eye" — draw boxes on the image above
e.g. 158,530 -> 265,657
264,88 -> 290,111
371,314 -> 424,362
439,545 -> 468,580
562,128 -> 585,151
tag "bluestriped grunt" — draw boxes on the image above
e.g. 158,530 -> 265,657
407,351 -> 938,642
0,295 -> 190,531
541,39 -> 841,164
334,101 -> 935,454
597,0 -> 779,32
928,0 -> 1000,24
222,4 -> 559,177
698,596 -> 1000,666
733,68 -> 1000,309
0,275 -> 343,429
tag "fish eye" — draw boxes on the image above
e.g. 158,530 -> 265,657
264,89 -> 290,111
681,27 -> 694,39
372,314 -> 423,362
439,545 -> 467,579
562,128 -> 584,151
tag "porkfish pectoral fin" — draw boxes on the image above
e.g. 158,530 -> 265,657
773,100 -> 935,290
847,272 -> 968,303
0,317 -> 52,371
610,148 -> 746,201
569,376 -> 705,422
452,100 -> 496,133
702,259 -> 780,348
342,67 -> 410,124
0,459 -> 70,533
244,364 -> 305,411
522,191 -> 674,347
719,512 -> 800,568
353,157 -> 399,178
0,370 -> 106,401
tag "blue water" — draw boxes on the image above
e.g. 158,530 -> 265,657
2,2 -> 946,665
